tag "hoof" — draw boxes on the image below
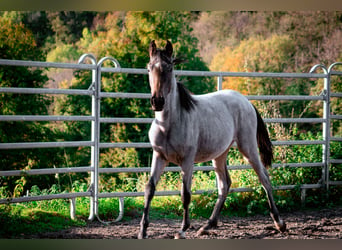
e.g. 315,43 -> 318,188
275,220 -> 286,233
196,221 -> 217,237
138,232 -> 148,239
196,227 -> 210,236
174,231 -> 186,239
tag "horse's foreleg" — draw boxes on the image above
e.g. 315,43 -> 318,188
197,152 -> 231,236
174,162 -> 194,239
138,152 -> 167,239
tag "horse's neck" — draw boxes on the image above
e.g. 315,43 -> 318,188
154,77 -> 180,130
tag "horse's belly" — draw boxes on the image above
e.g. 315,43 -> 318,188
194,140 -> 232,163
193,114 -> 234,163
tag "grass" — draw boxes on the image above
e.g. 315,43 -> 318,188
0,203 -> 86,238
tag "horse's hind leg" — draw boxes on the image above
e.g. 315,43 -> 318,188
236,138 -> 286,233
197,150 -> 231,236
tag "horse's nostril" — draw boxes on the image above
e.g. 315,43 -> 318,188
151,96 -> 165,111
158,97 -> 165,106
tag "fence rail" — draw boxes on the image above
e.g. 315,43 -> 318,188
0,57 -> 341,223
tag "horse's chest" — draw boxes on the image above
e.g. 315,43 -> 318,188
149,125 -> 190,164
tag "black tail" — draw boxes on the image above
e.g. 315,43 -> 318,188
253,105 -> 273,168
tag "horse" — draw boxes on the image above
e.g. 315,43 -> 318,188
138,40 -> 286,239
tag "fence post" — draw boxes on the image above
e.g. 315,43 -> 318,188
323,67 -> 331,192
326,62 -> 342,191
78,54 -> 97,221
310,64 -> 329,191
93,57 -> 121,221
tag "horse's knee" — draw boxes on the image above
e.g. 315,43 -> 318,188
213,163 -> 230,191
181,187 -> 191,205
145,177 -> 156,199
225,173 -> 232,193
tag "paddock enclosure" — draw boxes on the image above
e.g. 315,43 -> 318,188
0,55 -> 342,224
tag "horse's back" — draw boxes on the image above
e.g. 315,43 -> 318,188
213,90 -> 257,131
196,89 -> 258,140
196,89 -> 255,118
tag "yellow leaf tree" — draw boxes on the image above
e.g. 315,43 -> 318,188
210,34 -> 296,95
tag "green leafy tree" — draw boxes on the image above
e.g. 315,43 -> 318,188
0,17 -> 63,195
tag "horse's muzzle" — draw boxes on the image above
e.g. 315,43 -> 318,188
150,96 -> 165,111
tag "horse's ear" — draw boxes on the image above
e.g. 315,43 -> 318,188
149,40 -> 156,58
165,40 -> 173,58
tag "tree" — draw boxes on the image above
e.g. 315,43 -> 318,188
210,34 -> 296,95
0,17 -> 63,195
193,11 -> 342,70
209,34 -> 323,135
192,11 -> 287,64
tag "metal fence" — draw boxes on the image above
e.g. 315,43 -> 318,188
0,55 -> 341,222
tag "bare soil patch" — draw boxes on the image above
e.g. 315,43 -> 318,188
29,206 -> 342,239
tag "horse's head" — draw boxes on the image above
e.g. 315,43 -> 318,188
148,40 -> 174,111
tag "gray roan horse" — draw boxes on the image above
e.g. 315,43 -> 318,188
138,40 -> 286,239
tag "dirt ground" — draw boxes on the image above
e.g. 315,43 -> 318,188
30,206 -> 342,239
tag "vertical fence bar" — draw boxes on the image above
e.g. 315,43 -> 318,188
91,62 -> 102,219
310,64 -> 329,191
217,75 -> 223,91
78,54 -> 97,220
323,68 -> 331,191
70,198 -> 76,220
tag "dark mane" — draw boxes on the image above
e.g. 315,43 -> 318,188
177,82 -> 197,112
